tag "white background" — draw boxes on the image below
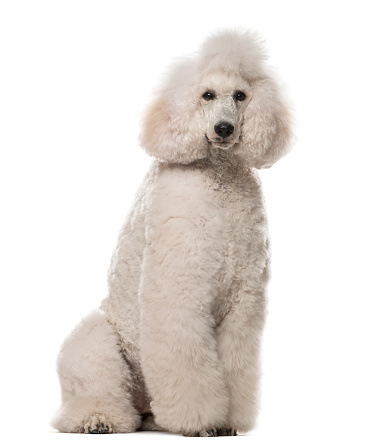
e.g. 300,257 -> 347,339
1,1 -> 386,446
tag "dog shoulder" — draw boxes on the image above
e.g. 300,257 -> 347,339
146,162 -> 223,233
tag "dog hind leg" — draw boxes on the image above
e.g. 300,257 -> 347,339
52,309 -> 141,433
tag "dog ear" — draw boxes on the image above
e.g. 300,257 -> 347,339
234,73 -> 294,169
139,58 -> 209,164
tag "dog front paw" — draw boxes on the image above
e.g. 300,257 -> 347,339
83,414 -> 113,434
183,428 -> 218,437
217,427 -> 238,436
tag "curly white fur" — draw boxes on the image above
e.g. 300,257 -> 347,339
52,29 -> 294,437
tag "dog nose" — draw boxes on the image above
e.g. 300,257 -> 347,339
214,122 -> 234,138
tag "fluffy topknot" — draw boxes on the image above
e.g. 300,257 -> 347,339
196,29 -> 268,82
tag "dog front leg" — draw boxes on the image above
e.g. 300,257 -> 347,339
138,217 -> 230,435
216,288 -> 266,433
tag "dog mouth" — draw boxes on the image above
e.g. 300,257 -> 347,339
206,136 -> 237,150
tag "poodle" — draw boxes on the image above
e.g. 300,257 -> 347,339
52,29 -> 293,437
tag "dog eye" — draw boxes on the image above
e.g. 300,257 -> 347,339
234,91 -> 246,101
202,91 -> 215,101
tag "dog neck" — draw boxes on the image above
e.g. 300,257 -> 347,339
193,145 -> 247,183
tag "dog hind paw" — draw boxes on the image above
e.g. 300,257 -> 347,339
83,414 -> 113,434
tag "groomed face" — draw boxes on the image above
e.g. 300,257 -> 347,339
197,72 -> 252,151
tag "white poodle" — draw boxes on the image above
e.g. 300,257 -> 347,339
52,29 -> 293,437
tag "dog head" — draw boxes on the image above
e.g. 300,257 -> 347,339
140,29 -> 294,169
